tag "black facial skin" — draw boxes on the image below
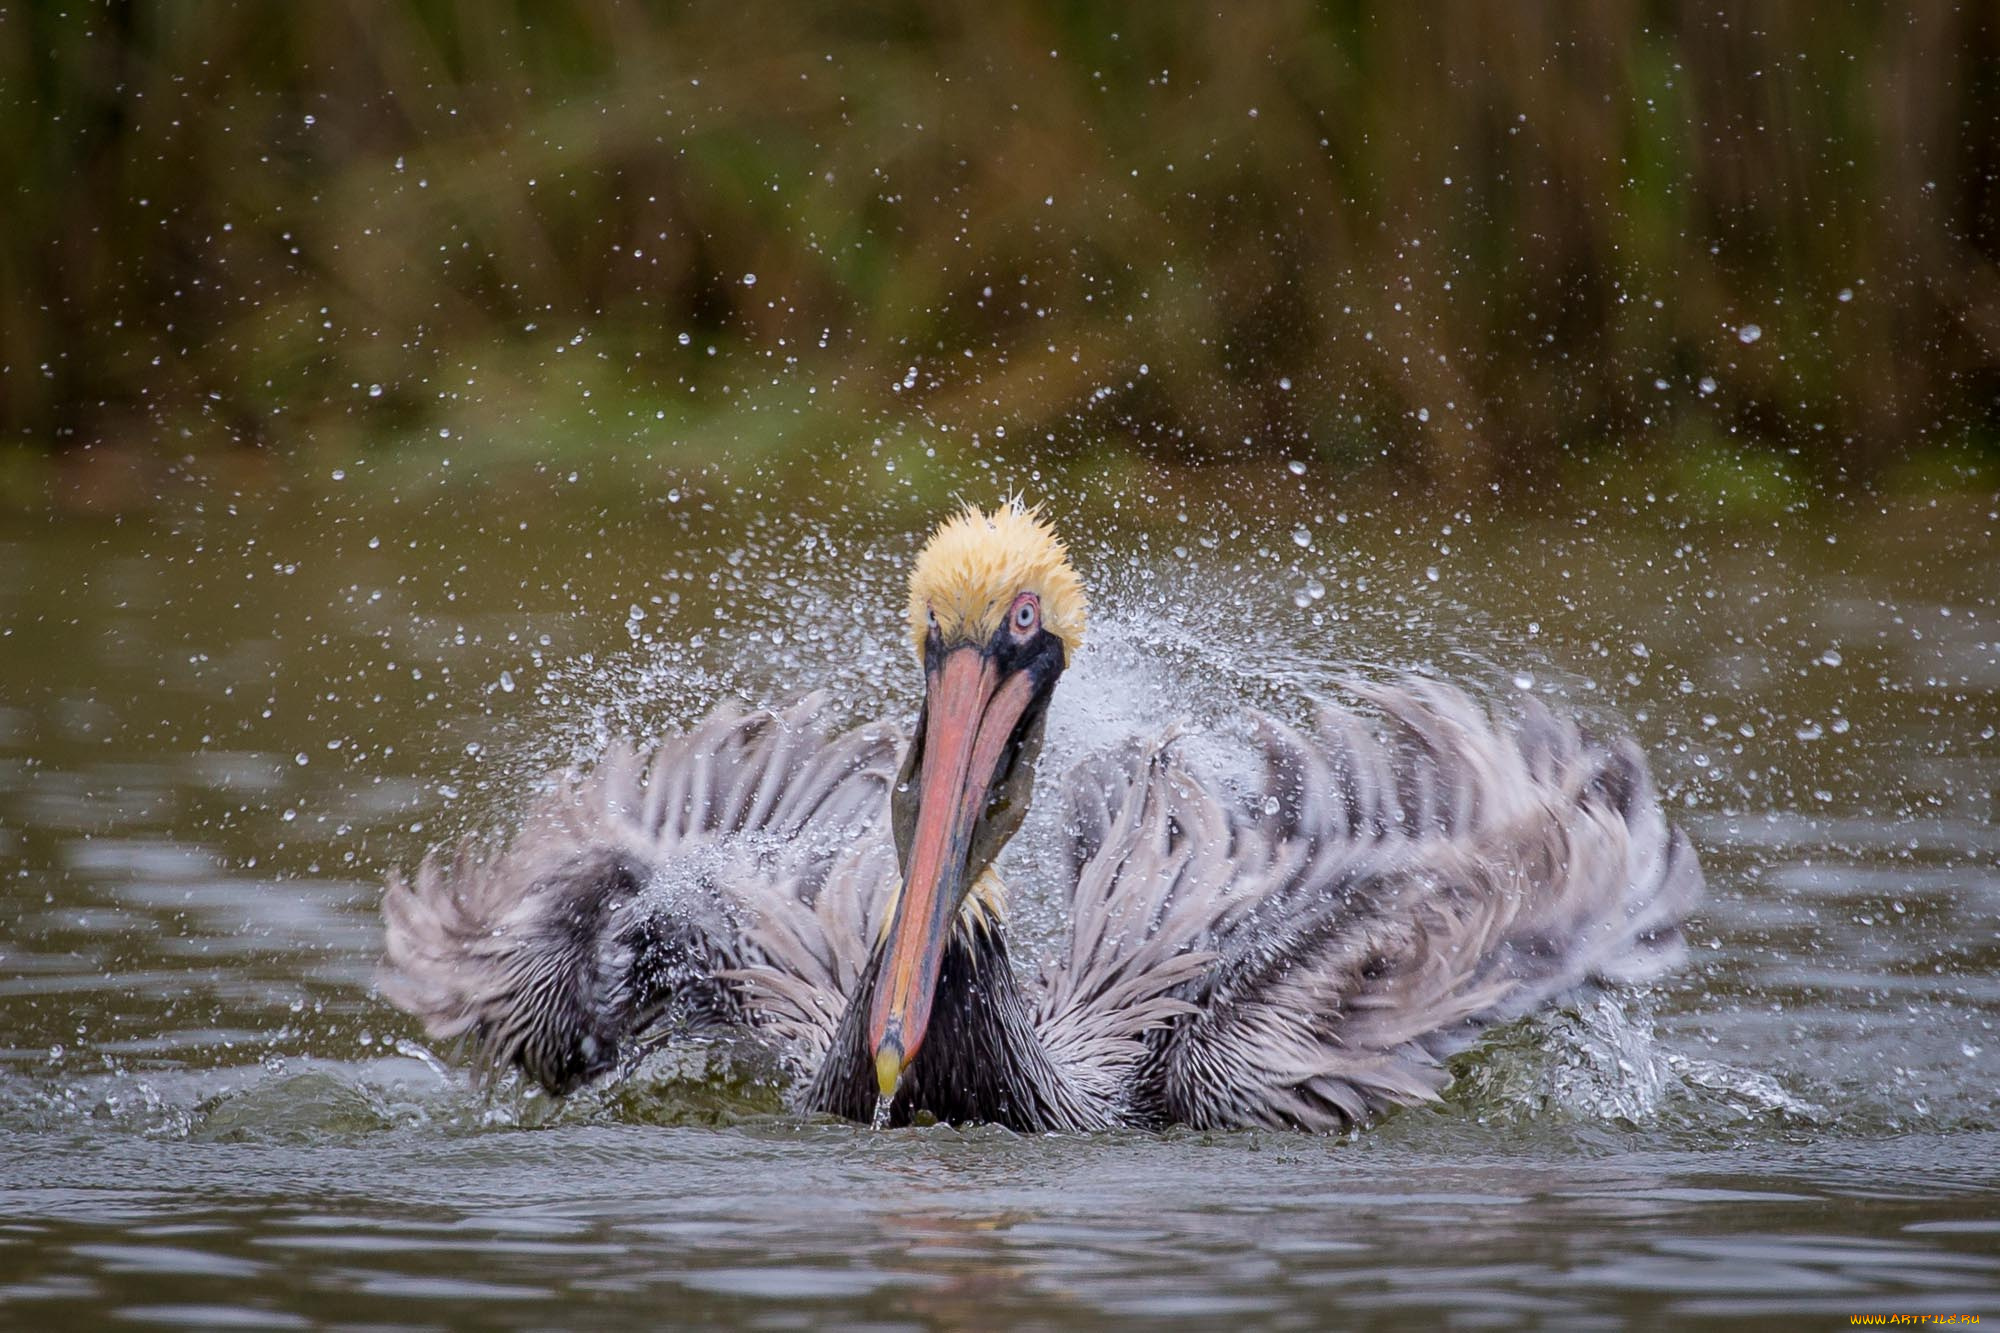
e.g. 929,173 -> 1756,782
890,615 -> 1067,885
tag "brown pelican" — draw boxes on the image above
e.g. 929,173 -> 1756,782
381,503 -> 1700,1132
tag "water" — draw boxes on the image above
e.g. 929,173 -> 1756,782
2,458 -> 1997,1326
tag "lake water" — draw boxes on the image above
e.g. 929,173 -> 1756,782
2,456 -> 1995,1327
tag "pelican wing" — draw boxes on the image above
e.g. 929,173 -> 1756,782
380,694 -> 899,1092
1037,681 -> 1700,1132
1030,737 -> 1268,1116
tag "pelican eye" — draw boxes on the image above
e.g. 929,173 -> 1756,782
1010,594 -> 1039,635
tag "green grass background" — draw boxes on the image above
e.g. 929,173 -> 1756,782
4,2 -> 1997,504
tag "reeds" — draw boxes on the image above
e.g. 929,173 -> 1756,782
3,1 -> 1995,488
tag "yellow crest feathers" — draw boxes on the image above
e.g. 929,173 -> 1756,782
907,503 -> 1087,660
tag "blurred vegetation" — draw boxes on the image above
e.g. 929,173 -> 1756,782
3,1 -> 1998,500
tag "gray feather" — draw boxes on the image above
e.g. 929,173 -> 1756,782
1038,679 -> 1701,1132
379,693 -> 899,1092
381,675 -> 1699,1135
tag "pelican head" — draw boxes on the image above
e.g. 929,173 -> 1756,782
869,503 -> 1087,1098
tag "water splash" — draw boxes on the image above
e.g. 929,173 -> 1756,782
871,1093 -> 894,1131
1446,990 -> 1827,1130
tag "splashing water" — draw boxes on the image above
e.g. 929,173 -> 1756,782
1445,991 -> 1828,1131
1,480 -> 1995,1327
871,1093 -> 895,1131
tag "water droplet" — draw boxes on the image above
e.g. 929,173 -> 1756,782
1287,459 -> 1306,476
1698,376 -> 1718,395
367,384 -> 383,398
1292,527 -> 1312,548
1737,323 -> 1762,344
678,332 -> 692,346
499,671 -> 516,693
1819,649 -> 1842,667
742,273 -> 757,286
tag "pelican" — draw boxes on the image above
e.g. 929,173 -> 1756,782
381,503 -> 1700,1131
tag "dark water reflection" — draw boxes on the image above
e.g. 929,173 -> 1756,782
3,1127 -> 1997,1326
1,461 -> 1995,1326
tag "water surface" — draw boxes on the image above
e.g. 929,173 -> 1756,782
2,461 -> 1996,1326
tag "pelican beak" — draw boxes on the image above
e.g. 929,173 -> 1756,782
869,643 -> 1040,1098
